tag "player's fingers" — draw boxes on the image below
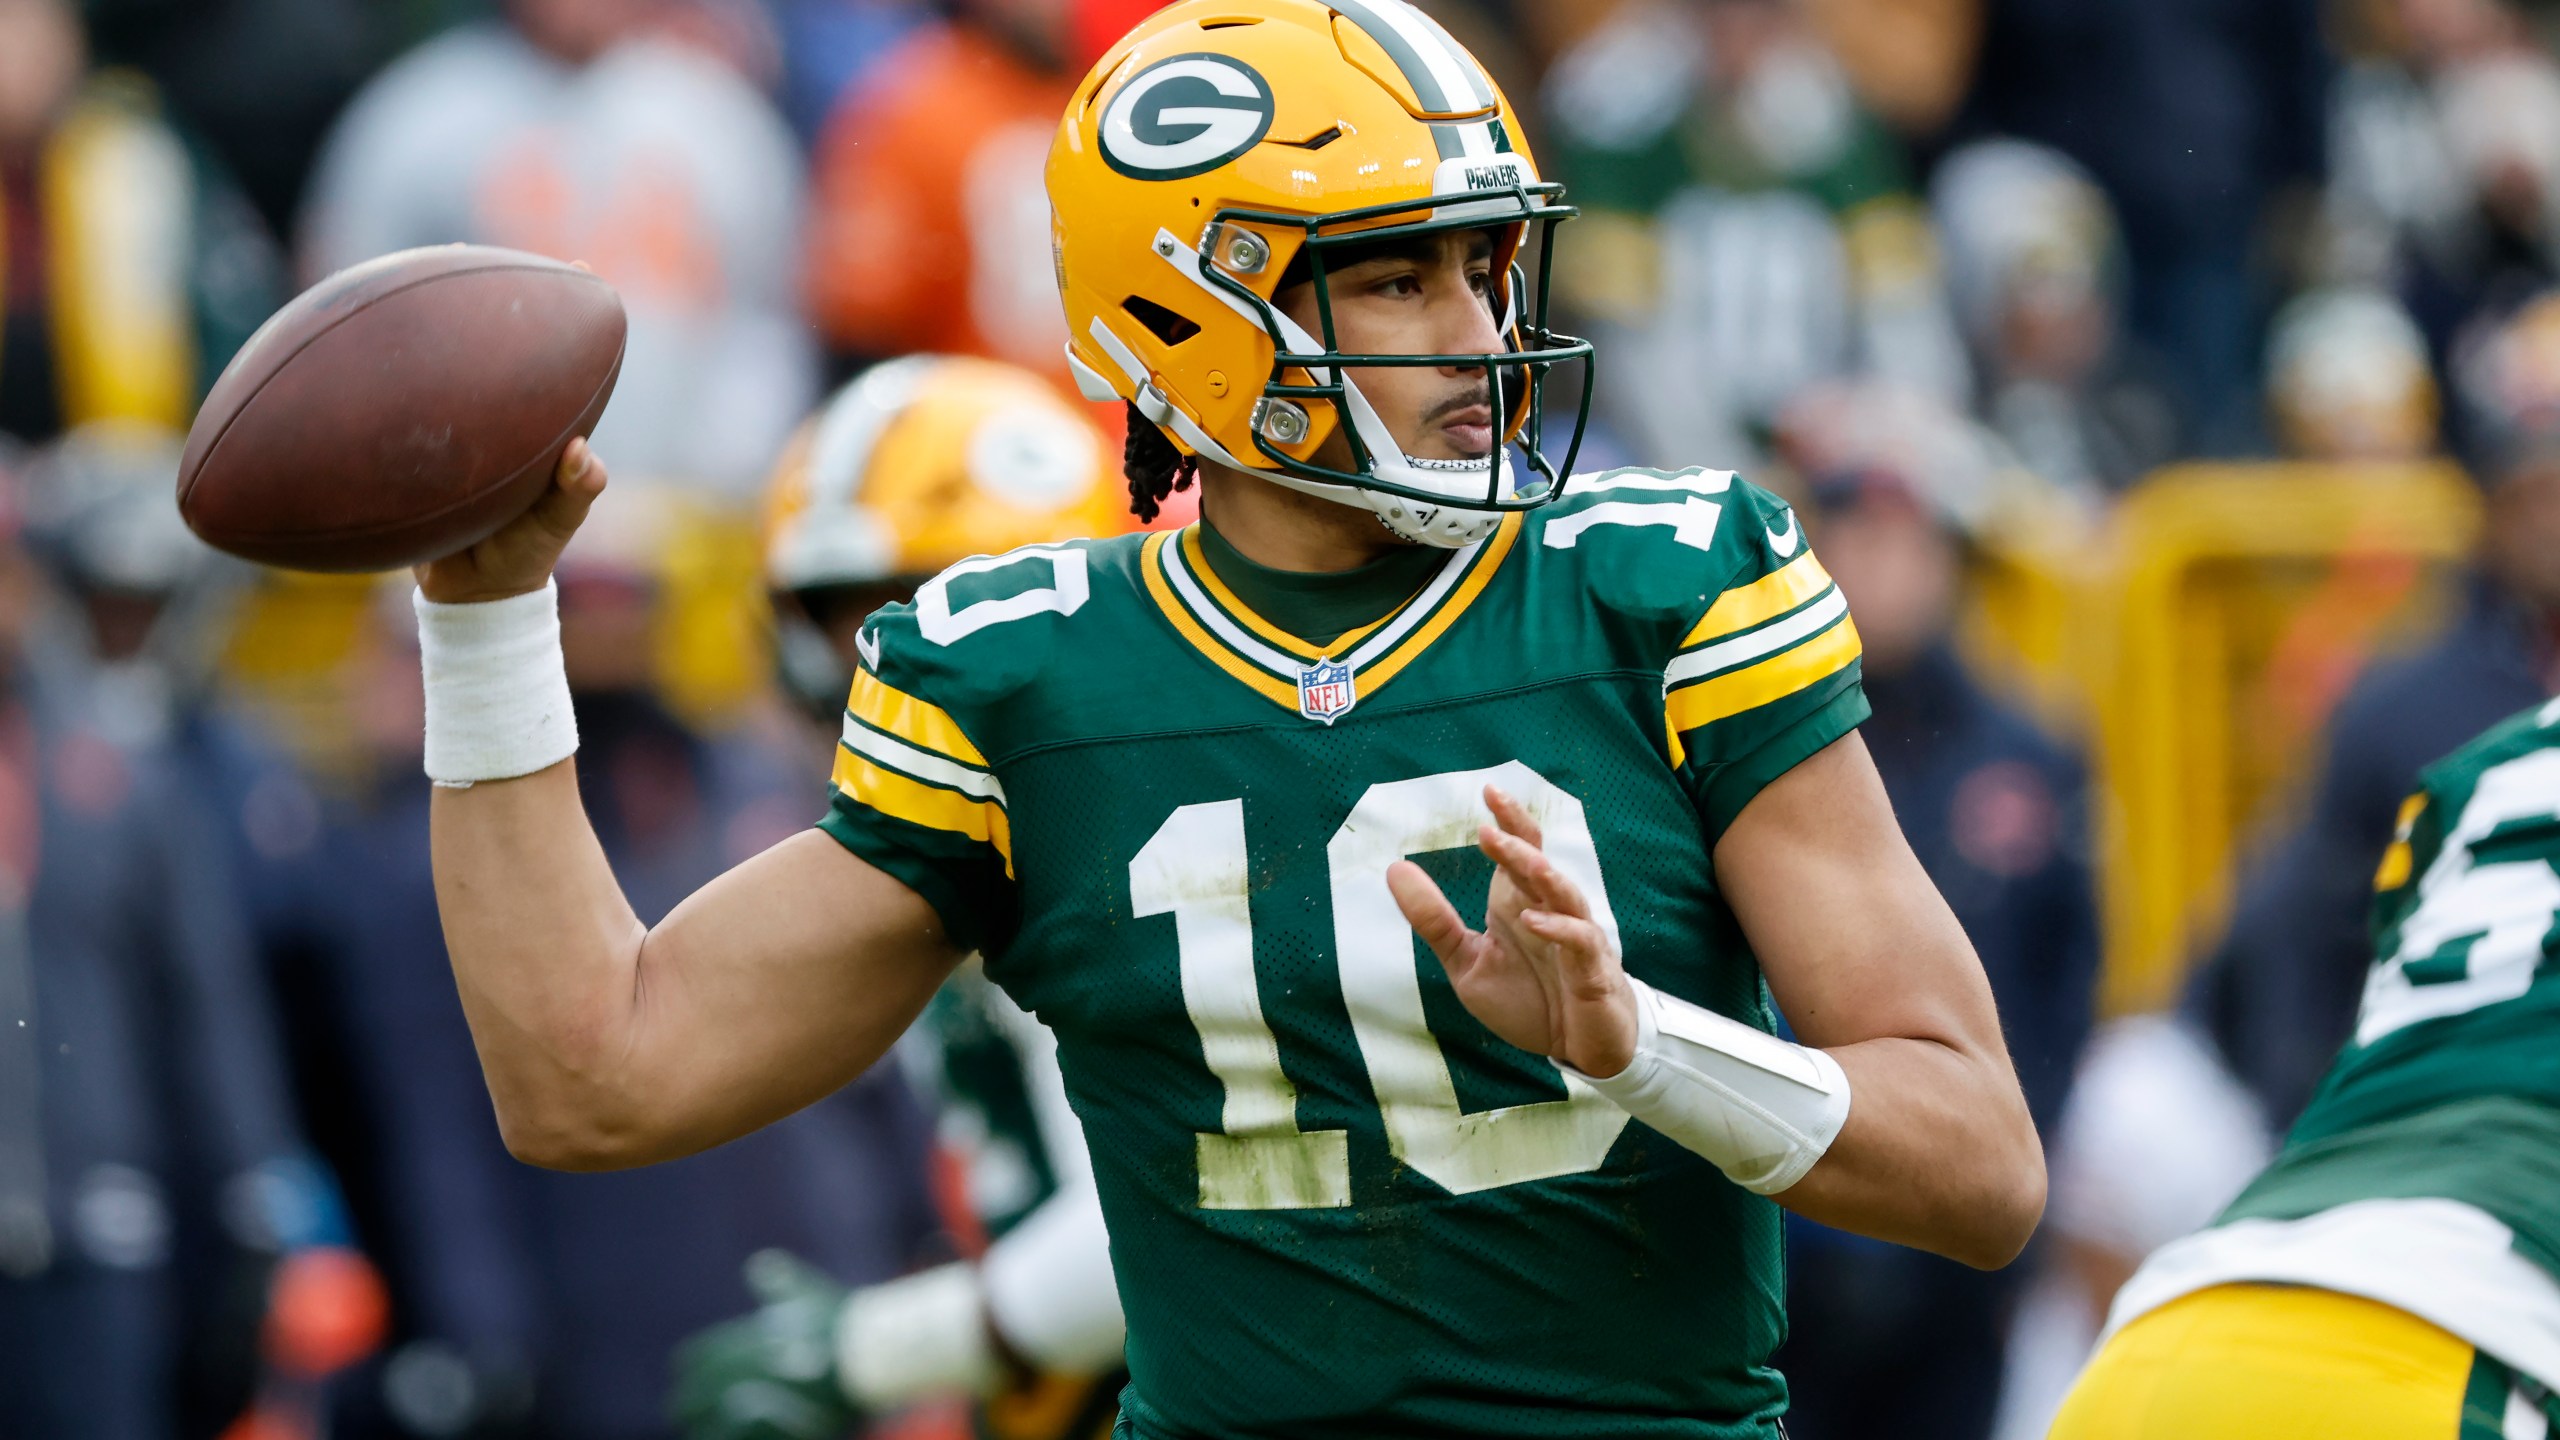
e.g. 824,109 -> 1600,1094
531,440 -> 608,540
1388,859 -> 1478,967
1519,910 -> 1619,993
1478,824 -> 1592,921
1485,785 -> 1545,849
556,437 -> 608,497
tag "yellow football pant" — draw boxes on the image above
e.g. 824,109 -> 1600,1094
2048,1283 -> 2550,1439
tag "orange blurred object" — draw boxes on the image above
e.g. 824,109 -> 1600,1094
1073,0 -> 1169,67
263,1247 -> 391,1378
216,1414 -> 309,1440
806,26 -> 1077,381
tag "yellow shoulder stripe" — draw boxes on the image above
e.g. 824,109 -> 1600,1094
846,668 -> 987,768
2373,792 -> 2429,891
1666,614 -> 1861,734
831,746 -> 1014,874
1685,553 -> 1834,647
2373,839 -> 2414,893
2392,791 -> 2428,838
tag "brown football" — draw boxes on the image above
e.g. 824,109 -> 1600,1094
178,245 -> 627,572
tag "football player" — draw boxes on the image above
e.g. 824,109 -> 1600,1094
410,4 -> 2045,1435
672,356 -> 1131,1440
2049,699 -> 2560,1439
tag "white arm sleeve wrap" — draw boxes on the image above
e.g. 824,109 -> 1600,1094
414,583 -> 579,786
1562,977 -> 1852,1196
835,1262 -> 998,1411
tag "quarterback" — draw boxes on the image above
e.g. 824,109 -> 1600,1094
415,3 -> 2043,1436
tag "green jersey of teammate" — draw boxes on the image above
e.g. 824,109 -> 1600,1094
2106,697 -> 2560,1407
2220,694 -> 2560,1289
818,468 -> 1864,1438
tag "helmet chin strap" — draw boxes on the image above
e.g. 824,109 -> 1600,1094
1074,320 -> 1504,549
1140,231 -> 1516,547
1255,457 -> 1503,549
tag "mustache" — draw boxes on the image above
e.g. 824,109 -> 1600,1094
1422,391 -> 1496,426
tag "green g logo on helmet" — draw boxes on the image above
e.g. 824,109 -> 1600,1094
1099,54 -> 1277,181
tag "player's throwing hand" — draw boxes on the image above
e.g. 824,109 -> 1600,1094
413,438 -> 610,604
1388,785 -> 1643,1078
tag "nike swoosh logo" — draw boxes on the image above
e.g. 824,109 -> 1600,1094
1765,509 -> 1803,558
855,627 -> 882,674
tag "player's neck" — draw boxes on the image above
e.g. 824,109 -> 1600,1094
1194,463 -> 1413,574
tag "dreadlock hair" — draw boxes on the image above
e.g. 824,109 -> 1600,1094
1123,402 -> 1198,524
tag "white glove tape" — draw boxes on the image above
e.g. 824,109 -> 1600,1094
415,582 -> 579,786
980,1189 -> 1124,1375
835,1262 -> 997,1411
1562,977 -> 1852,1196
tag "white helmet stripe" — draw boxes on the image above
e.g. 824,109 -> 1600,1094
1397,2 -> 1500,108
1330,0 -> 1495,114
804,356 -> 934,511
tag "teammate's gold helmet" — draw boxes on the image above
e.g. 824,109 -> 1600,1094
1047,0 -> 1593,548
761,354 -> 1129,596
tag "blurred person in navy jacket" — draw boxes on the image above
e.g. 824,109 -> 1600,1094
1767,381 -> 2101,1440
2189,287 -> 2560,1127
0,437 -> 337,1440
304,488 -> 944,1440
13,422 -> 381,1436
14,427 -> 370,1235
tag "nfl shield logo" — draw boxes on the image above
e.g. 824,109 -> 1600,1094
1297,657 -> 1357,725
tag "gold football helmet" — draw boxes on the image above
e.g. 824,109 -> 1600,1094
1046,0 -> 1593,548
762,355 -> 1129,708
763,354 -> 1129,594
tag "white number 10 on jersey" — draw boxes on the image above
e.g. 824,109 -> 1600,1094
1130,761 -> 1632,1209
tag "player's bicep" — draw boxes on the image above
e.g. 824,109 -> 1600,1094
628,830 -> 963,1160
1714,733 -> 2002,1056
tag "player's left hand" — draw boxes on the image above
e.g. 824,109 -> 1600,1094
1387,785 -> 1642,1078
669,1250 -> 860,1440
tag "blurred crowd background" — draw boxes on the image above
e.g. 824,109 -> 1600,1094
4,0 -> 2560,1436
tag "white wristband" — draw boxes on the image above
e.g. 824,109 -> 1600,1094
835,1261 -> 998,1410
414,582 -> 579,786
1562,977 -> 1852,1196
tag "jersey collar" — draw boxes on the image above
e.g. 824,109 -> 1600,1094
1140,517 -> 1521,720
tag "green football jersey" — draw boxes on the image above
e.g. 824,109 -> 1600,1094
2220,696 -> 2560,1283
819,470 -> 1867,1438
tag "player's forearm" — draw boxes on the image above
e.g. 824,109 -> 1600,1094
430,762 -> 660,1169
1706,737 -> 2047,1266
1778,1034 -> 2044,1269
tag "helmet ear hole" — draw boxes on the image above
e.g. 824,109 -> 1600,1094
1123,295 -> 1203,346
